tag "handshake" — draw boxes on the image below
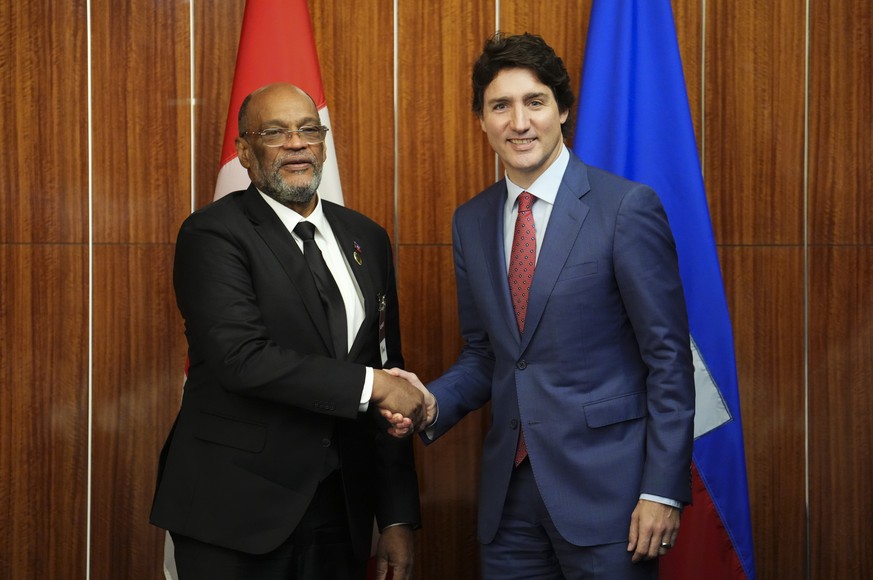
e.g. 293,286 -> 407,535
371,368 -> 437,438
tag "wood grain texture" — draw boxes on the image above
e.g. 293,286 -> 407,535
809,2 -> 873,245
705,0 -> 806,246
90,0 -> 193,243
90,245 -> 185,579
719,247 -> 806,580
312,0 -> 396,236
194,0 -> 245,209
0,246 -> 89,578
809,247 -> 873,579
0,1 -> 88,244
397,0 -> 496,245
2,0 -> 872,578
673,0 -> 703,159
397,245 -> 486,580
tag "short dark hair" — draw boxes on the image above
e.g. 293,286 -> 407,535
472,32 -> 575,138
238,93 -> 253,135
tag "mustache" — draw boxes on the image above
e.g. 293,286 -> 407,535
274,153 -> 317,167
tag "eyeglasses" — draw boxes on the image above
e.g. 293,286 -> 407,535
242,126 -> 329,147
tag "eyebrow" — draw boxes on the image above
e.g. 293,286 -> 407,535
486,91 -> 551,105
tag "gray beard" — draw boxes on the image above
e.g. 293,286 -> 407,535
259,163 -> 323,206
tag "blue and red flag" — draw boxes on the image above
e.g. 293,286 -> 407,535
573,1 -> 755,578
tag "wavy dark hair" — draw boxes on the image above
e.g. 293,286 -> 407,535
471,32 -> 575,138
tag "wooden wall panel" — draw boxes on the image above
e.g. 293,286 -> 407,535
673,0 -> 703,156
705,0 -> 805,246
90,0 -> 192,244
809,2 -> 873,245
0,246 -> 89,578
809,247 -> 873,579
0,1 -> 88,243
90,246 -> 184,578
398,246 -> 486,580
808,3 -> 873,577
397,0 -> 495,245
0,0 -> 90,577
194,0 -> 245,209
720,247 -> 806,580
396,2 -> 495,578
312,0 -> 396,236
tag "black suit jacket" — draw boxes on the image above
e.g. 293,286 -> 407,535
150,186 -> 420,558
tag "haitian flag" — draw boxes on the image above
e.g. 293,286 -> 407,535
213,0 -> 344,204
572,1 -> 756,578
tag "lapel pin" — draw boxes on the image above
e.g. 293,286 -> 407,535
353,241 -> 363,266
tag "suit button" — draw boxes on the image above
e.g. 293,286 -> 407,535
516,360 -> 527,370
321,438 -> 332,448
510,419 -> 518,430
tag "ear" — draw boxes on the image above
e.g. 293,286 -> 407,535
479,115 -> 487,133
235,136 -> 253,169
559,108 -> 569,124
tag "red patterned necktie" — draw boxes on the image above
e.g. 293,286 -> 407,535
508,191 -> 536,466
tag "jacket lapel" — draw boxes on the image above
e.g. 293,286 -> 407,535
239,186 -> 335,354
521,156 -> 591,353
323,203 -> 375,362
479,182 -> 521,343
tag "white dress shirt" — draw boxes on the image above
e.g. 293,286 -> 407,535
259,191 -> 374,409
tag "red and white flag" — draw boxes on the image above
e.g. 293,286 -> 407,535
213,0 -> 344,204
164,2 -> 343,578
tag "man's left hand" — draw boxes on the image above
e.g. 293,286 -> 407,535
374,524 -> 414,580
627,499 -> 681,562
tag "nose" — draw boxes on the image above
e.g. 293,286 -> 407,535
509,106 -> 529,132
281,132 -> 309,149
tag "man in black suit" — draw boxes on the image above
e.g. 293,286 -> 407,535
150,83 -> 425,580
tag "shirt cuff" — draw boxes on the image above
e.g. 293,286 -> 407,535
359,367 -> 374,412
639,493 -> 683,509
422,402 -> 439,440
380,522 -> 410,531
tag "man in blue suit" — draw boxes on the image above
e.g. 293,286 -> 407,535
401,33 -> 695,578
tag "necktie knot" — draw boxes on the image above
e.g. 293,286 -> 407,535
294,221 -> 317,241
518,191 -> 535,213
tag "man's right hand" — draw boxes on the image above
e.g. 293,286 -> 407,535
380,368 -> 437,438
371,370 -> 426,432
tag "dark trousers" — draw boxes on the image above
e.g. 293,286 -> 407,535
481,460 -> 658,580
171,471 -> 367,580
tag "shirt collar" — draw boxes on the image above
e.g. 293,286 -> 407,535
505,144 -> 570,207
257,189 -> 329,237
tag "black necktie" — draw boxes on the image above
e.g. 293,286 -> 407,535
294,221 -> 348,358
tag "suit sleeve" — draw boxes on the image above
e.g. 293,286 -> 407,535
613,185 -> 695,503
175,209 -> 366,418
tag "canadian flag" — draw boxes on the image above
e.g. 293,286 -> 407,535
213,0 -> 343,204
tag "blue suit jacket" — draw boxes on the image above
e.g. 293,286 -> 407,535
425,152 -> 695,546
